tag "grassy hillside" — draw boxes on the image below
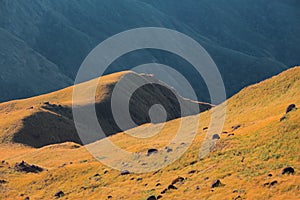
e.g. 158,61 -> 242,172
0,71 -> 209,148
0,67 -> 299,199
0,71 -> 125,147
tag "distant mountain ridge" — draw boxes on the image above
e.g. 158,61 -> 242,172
0,28 -> 72,101
0,0 -> 299,102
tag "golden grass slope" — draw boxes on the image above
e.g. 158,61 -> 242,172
0,71 -> 209,148
0,71 -> 127,146
0,66 -> 300,200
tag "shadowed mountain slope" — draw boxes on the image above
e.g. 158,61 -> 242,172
1,0 -> 299,102
0,28 -> 72,101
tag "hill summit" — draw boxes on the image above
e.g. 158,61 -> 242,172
0,71 -> 211,148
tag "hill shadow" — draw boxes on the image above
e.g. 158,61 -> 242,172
13,81 -> 211,148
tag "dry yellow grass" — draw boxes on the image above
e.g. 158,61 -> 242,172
0,71 -> 127,145
0,70 -> 207,148
0,67 -> 300,200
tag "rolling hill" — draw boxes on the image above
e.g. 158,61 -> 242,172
0,66 -> 299,199
0,71 -> 211,148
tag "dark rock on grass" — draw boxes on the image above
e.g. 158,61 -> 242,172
233,189 -> 246,194
161,188 -> 168,194
0,179 -> 7,184
147,196 -> 157,200
165,147 -> 173,153
172,176 -> 185,185
147,149 -> 159,156
188,170 -> 197,174
263,182 -> 270,187
80,186 -> 87,191
190,160 -> 197,165
54,191 -> 64,198
270,180 -> 278,186
120,170 -> 130,175
107,196 -> 113,199
264,180 -> 278,187
153,170 -> 160,175
241,157 -> 245,163
282,167 -> 295,175
195,186 -> 200,190
267,173 -> 273,177
233,195 -> 242,200
14,161 -> 43,173
204,177 -> 209,181
286,104 -> 296,114
156,183 -> 161,187
168,185 -> 177,190
203,127 -> 208,131
70,144 -> 81,149
95,178 -> 100,181
228,133 -> 235,137
211,180 -> 223,188
212,134 -> 220,140
24,197 -> 30,200
90,174 -> 101,181
137,177 -> 143,181
157,195 -> 163,199
281,104 -> 297,121
58,163 -> 67,168
280,116 -> 286,122
232,125 -> 241,131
